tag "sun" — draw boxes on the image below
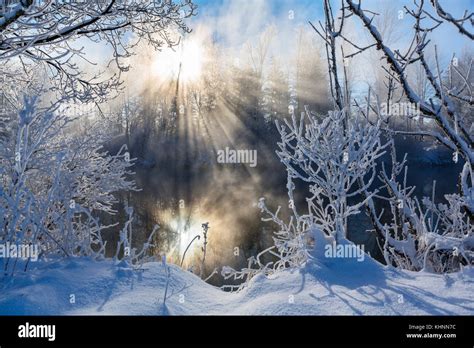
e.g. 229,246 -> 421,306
152,38 -> 204,83
167,216 -> 204,266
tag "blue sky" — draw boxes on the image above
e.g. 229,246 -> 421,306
195,0 -> 324,18
191,0 -> 472,58
180,0 -> 472,100
190,0 -> 325,46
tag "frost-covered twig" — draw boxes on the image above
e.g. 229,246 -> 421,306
114,205 -> 158,269
199,222 -> 209,279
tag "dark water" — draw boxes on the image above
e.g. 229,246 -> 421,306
102,103 -> 289,286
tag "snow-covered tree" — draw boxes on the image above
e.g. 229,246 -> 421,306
443,49 -> 474,135
344,0 -> 473,215
0,0 -> 197,102
261,57 -> 289,124
294,27 -> 331,118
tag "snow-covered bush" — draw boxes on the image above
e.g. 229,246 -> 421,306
221,192 -> 311,291
222,108 -> 387,290
365,145 -> 473,273
0,96 -> 140,274
222,105 -> 472,291
275,108 -> 387,241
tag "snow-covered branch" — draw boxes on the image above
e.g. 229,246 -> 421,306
346,0 -> 473,165
0,0 -> 197,102
345,0 -> 473,221
430,0 -> 473,40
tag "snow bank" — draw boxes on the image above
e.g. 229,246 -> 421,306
0,255 -> 472,315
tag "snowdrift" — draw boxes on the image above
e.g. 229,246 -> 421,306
1,254 -> 472,315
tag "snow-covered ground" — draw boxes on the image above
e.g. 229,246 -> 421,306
1,254 -> 472,315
